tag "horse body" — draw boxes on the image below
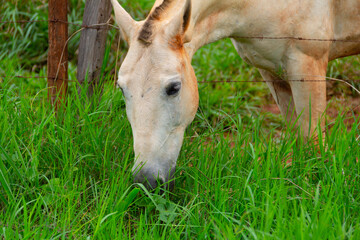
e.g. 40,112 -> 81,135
185,0 -> 360,59
186,0 -> 360,131
111,0 -> 360,189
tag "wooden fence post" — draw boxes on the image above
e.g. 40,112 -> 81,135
77,0 -> 112,96
48,0 -> 68,107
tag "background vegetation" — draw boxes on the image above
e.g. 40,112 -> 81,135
0,0 -> 359,239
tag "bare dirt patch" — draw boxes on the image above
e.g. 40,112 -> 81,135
261,94 -> 359,129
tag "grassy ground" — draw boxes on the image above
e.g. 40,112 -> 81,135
1,0 -> 360,239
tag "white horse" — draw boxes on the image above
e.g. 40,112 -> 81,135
110,0 -> 360,189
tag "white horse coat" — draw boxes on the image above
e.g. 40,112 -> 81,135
111,0 -> 360,189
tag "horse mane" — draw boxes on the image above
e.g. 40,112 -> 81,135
138,0 -> 174,44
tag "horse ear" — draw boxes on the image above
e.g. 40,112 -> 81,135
111,0 -> 136,43
166,0 -> 192,42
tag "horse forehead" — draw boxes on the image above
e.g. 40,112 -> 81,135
120,47 -> 150,75
124,45 -> 177,73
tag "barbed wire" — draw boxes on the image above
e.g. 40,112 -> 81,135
197,79 -> 360,83
1,74 -> 359,86
0,19 -> 118,30
235,36 -> 360,43
2,19 -> 360,42
1,18 -> 359,129
1,15 -> 359,146
1,18 -> 359,94
0,75 -> 76,82
198,77 -> 360,95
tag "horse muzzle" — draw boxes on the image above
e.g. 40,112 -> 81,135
133,163 -> 176,191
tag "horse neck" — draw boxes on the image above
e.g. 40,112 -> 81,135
185,0 -> 245,57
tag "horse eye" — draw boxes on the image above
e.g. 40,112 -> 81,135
166,82 -> 181,96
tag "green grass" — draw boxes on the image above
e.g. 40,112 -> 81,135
1,55 -> 360,239
1,0 -> 360,239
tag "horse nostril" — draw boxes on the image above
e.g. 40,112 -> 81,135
133,166 -> 176,192
146,176 -> 163,190
133,169 -> 164,190
156,178 -> 165,187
